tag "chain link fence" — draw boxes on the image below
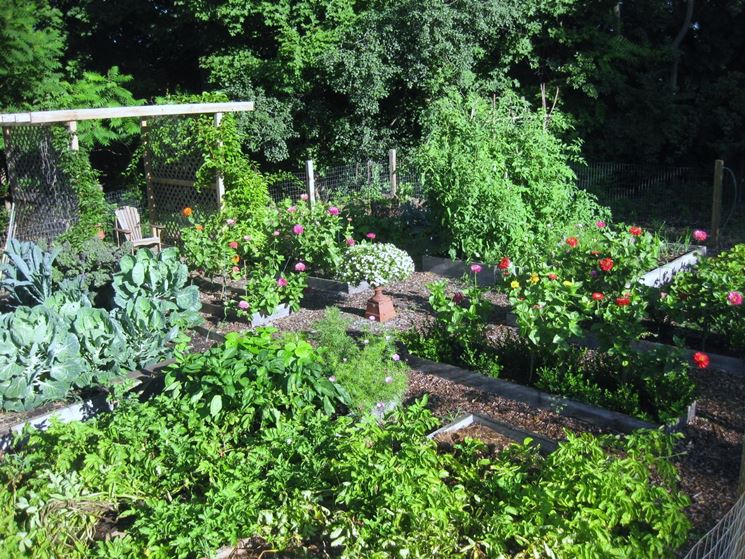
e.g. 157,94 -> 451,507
683,492 -> 745,559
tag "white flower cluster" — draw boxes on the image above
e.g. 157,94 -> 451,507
339,243 -> 415,287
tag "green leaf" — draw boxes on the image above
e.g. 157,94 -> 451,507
210,394 -> 223,416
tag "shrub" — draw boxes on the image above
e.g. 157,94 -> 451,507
338,241 -> 414,287
415,89 -> 607,265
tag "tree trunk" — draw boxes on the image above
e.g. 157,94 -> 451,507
670,0 -> 695,93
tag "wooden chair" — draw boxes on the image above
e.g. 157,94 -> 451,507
114,206 -> 163,253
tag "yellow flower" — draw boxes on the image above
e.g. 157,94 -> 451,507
529,273 -> 539,284
510,280 -> 520,289
562,280 -> 573,287
232,255 -> 240,264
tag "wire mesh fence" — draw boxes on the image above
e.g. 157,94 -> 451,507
4,125 -> 79,243
573,162 -> 712,229
683,492 -> 745,559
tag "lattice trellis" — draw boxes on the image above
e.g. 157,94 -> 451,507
4,125 -> 79,243
144,115 -> 218,241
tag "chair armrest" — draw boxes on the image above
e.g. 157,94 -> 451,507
114,227 -> 131,234
151,223 -> 165,230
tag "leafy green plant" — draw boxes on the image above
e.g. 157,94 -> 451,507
112,296 -> 180,369
165,328 -> 349,422
0,239 -> 59,307
0,306 -> 86,411
52,237 -> 131,294
415,89 -> 607,265
232,254 -> 307,318
312,307 -> 408,414
405,279 -> 502,378
662,244 -> 745,352
112,247 -> 202,331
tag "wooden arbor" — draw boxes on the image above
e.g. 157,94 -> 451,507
1,102 -> 254,245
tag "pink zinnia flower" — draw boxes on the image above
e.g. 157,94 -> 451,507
328,206 -> 340,216
273,230 -> 280,236
328,375 -> 336,382
243,235 -> 252,242
277,277 -> 288,287
346,238 -> 356,246
391,353 -> 400,361
376,402 -> 385,409
238,300 -> 249,310
226,218 -> 236,226
293,224 -> 304,235
287,206 -> 297,213
366,232 -> 376,240
300,193 -> 309,201
727,291 -> 743,306
232,266 -> 240,273
693,229 -> 708,242
470,263 -> 482,273
228,241 -> 238,249
384,376 -> 393,384
596,220 -> 606,228
294,262 -> 306,272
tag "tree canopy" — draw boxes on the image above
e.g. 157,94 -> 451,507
1,0 -> 743,169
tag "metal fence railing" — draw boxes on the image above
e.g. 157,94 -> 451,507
683,492 -> 745,559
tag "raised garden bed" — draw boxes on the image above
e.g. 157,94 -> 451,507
423,243 -> 706,289
428,412 -> 557,454
200,299 -> 292,327
405,353 -> 695,433
194,274 -> 369,298
0,359 -> 175,450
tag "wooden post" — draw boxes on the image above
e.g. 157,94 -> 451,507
711,159 -> 724,247
214,112 -> 225,207
739,433 -> 745,496
66,121 -> 79,151
388,149 -> 397,197
140,119 -> 156,227
305,159 -> 316,207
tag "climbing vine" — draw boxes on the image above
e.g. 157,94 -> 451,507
145,92 -> 270,227
52,126 -> 112,248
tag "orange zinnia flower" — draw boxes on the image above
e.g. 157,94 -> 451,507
195,224 -> 204,231
182,207 -> 193,217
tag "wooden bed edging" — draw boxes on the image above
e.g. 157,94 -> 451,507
0,359 -> 176,451
405,354 -> 695,434
427,412 -> 557,453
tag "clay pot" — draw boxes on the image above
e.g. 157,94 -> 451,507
365,286 -> 395,322
95,228 -> 105,240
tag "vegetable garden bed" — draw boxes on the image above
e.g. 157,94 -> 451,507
0,359 -> 174,450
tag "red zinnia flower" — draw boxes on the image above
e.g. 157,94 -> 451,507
498,257 -> 511,270
547,273 -> 558,280
615,295 -> 631,306
629,226 -> 643,236
566,237 -> 579,248
693,352 -> 710,369
229,241 -> 239,249
590,250 -> 600,256
592,292 -> 604,301
599,258 -> 614,272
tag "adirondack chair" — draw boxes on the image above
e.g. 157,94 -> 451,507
114,206 -> 163,252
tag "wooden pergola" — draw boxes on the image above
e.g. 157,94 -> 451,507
1,102 -> 254,243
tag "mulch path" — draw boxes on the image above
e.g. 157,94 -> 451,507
192,271 -> 743,553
